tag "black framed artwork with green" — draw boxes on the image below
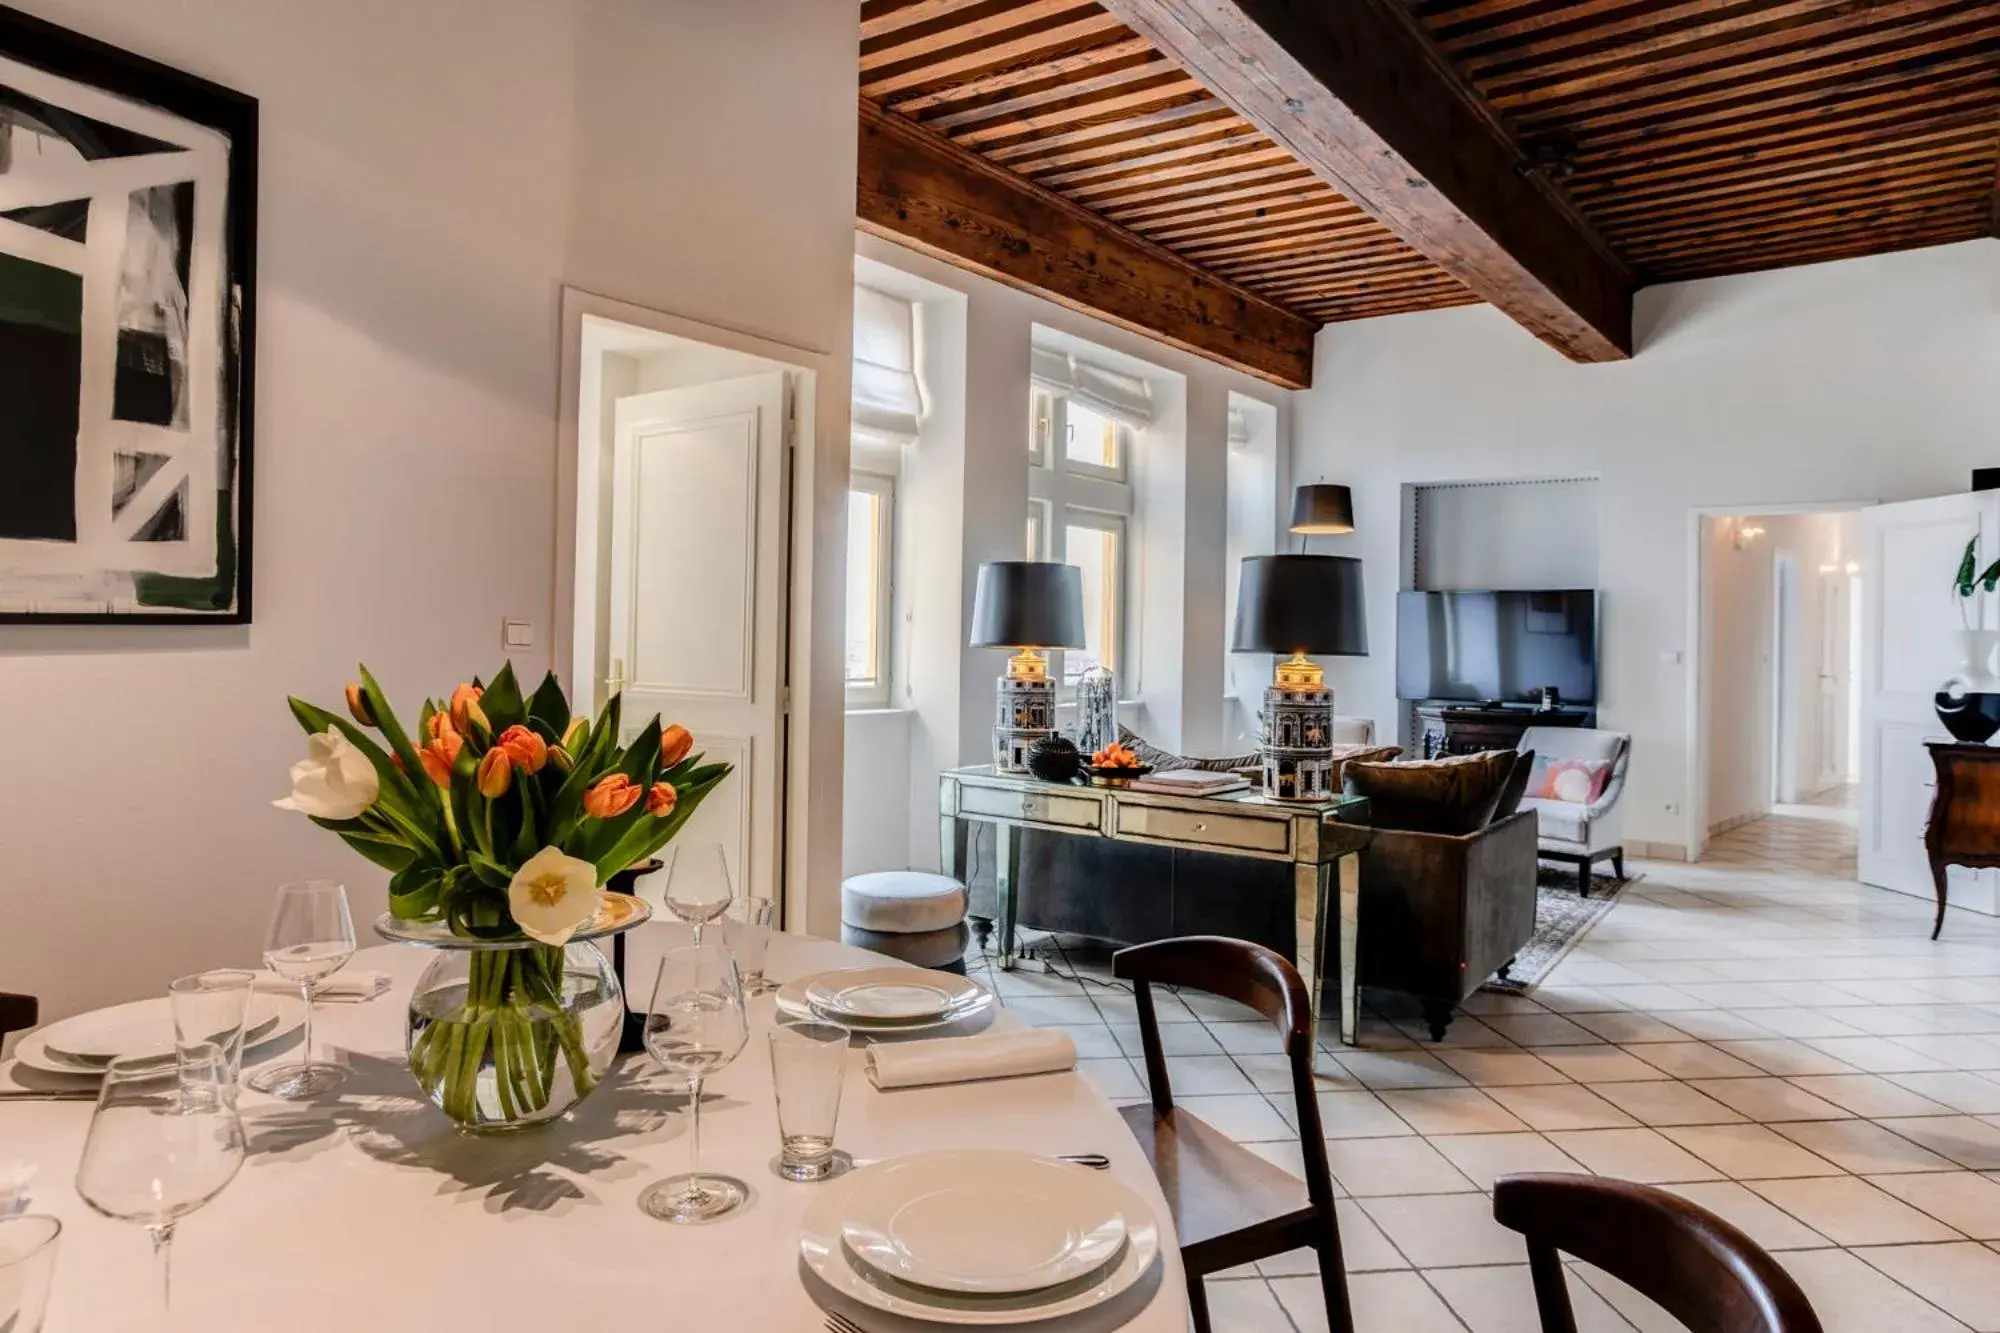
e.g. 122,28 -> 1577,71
0,4 -> 257,623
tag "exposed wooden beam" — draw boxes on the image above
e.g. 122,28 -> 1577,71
856,97 -> 1317,389
1093,0 -> 1634,362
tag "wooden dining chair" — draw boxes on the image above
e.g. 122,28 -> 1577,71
1112,936 -> 1352,1333
0,992 -> 37,1043
1493,1173 -> 1823,1333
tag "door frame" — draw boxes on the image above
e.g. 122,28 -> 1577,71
554,286 -> 845,938
1685,499 -> 1872,862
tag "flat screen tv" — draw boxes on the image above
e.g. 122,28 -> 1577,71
1396,590 -> 1598,705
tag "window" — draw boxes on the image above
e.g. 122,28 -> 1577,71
1028,377 -> 1138,687
844,471 -> 895,706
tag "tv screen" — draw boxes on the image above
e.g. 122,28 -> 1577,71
1396,590 -> 1597,705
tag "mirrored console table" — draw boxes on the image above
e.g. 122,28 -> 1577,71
939,766 -> 1373,1044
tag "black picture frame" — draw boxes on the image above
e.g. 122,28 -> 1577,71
0,3 -> 257,624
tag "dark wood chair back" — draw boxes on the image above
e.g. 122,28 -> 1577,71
1493,1173 -> 1824,1333
0,992 -> 38,1043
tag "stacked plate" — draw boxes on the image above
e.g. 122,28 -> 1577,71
10,994 -> 307,1079
800,1149 -> 1160,1325
776,967 -> 992,1034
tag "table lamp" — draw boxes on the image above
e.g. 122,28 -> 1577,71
970,561 -> 1086,773
1231,554 -> 1369,800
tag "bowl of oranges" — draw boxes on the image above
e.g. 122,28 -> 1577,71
1083,741 -> 1153,788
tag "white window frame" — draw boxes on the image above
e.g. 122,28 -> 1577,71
1028,388 -> 1136,690
844,467 -> 896,708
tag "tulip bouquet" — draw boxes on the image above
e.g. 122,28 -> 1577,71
275,663 -> 729,1125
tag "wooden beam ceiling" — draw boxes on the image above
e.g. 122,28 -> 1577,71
1090,0 -> 1635,362
857,97 -> 1320,388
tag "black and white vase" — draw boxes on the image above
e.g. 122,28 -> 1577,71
1936,630 -> 2000,744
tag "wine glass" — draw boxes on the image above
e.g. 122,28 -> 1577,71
246,880 -> 355,1098
0,1215 -> 61,1333
75,1045 -> 244,1327
663,842 -> 733,946
640,944 -> 749,1224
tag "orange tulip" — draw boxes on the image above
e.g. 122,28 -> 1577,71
425,712 -> 456,743
547,744 -> 574,775
647,782 -> 678,817
449,682 -> 488,734
344,682 -> 376,727
496,724 -> 548,774
418,729 -> 462,788
477,748 -> 513,798
659,724 -> 694,769
582,774 -> 643,819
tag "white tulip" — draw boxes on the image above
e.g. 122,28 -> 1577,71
273,728 -> 380,821
508,847 -> 603,946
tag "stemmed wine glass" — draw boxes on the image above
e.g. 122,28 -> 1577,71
75,1044 -> 245,1327
663,842 -> 733,946
246,880 -> 355,1098
641,943 -> 749,1224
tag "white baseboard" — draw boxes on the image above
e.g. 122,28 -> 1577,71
1631,839 -> 1689,862
1706,810 -> 1764,837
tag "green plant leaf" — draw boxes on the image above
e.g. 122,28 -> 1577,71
468,853 -> 515,890
359,665 -> 442,817
1957,536 -> 1980,598
482,662 -> 527,733
594,763 -> 731,879
388,864 -> 443,918
527,670 -> 570,738
1977,559 -> 2000,595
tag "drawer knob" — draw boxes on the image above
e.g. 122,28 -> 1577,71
1192,822 -> 1207,832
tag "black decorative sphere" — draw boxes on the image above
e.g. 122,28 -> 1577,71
1936,690 -> 2000,744
1026,734 -> 1083,783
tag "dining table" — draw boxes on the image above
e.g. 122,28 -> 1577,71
1,932 -> 1187,1332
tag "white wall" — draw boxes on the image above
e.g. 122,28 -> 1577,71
840,232 -> 1290,877
0,0 -> 859,1021
1296,239 -> 2000,857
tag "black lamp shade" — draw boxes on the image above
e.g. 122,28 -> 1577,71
1290,483 -> 1355,535
969,561 -> 1086,649
1231,555 -> 1368,656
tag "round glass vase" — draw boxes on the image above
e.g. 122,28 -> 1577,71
403,938 -> 625,1134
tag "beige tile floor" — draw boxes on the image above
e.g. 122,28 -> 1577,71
967,790 -> 2000,1330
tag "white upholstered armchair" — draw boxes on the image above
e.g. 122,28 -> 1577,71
1516,726 -> 1631,895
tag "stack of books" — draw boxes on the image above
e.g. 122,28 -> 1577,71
1126,769 -> 1252,797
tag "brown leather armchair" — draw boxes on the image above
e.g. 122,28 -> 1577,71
1355,809 -> 1539,1040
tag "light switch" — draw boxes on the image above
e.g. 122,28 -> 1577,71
503,619 -> 535,650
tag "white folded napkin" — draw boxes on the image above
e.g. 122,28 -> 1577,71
865,1028 -> 1077,1091
252,971 -> 390,1002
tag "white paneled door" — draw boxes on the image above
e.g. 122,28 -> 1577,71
608,372 -> 791,915
1858,491 -> 1997,914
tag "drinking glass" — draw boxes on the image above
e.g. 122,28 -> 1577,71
663,842 -> 733,946
75,1045 -> 244,1327
723,897 -> 777,993
640,944 -> 749,1223
246,880 -> 355,1098
0,1215 -> 61,1333
168,970 -> 255,1086
769,1017 -> 849,1181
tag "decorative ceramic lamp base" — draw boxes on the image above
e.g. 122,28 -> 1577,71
994,675 -> 1056,773
1260,680 -> 1336,802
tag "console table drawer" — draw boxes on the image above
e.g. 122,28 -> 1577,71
1114,804 -> 1291,856
956,784 -> 1103,831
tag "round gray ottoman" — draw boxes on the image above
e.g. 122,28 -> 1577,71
840,871 -> 970,974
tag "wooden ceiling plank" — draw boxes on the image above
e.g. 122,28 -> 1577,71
1620,195 -> 1990,257
861,0 -> 1007,42
1571,118 -> 2000,199
1642,215 -> 1986,276
1495,10 -> 1995,124
1147,197 -> 1370,244
1043,137 -> 1289,192
979,99 -> 1233,161
1072,158 -> 1318,209
1459,0 -> 1866,82
889,38 -> 1163,118
862,12 -> 1128,98
1580,129 -> 1996,216
862,0 -> 1103,67
1604,171 -> 1993,241
951,81 -> 1217,146
856,98 -> 1317,388
1092,0 -> 1634,360
992,113 -> 1256,171
1103,174 -> 1333,226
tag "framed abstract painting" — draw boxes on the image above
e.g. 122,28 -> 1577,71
0,5 -> 256,623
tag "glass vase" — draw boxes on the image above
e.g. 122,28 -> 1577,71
404,939 -> 624,1133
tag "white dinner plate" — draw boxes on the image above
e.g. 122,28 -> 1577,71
777,970 -> 991,1033
15,994 -> 307,1079
800,1151 -> 1159,1326
805,967 -> 984,1022
841,1151 -> 1129,1295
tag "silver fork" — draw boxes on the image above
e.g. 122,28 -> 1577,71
824,1312 -> 867,1333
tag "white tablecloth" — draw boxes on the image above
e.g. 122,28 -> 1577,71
2,934 -> 1185,1332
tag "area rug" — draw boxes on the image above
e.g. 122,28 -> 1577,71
1479,866 -> 1642,994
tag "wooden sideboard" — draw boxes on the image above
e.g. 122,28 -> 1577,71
1414,703 -> 1594,757
1924,742 -> 2000,939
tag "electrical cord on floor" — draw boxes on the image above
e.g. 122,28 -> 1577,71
961,825 -> 1136,996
